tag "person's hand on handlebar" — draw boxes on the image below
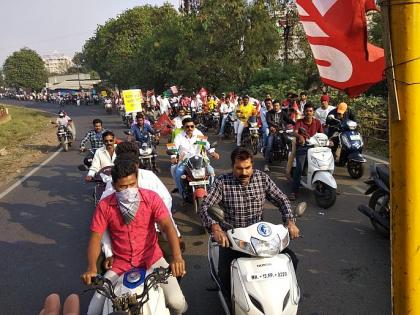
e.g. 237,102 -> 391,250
81,268 -> 98,285
170,254 -> 186,278
212,224 -> 229,247
297,135 -> 305,145
85,175 -> 93,182
79,147 -> 86,153
210,152 -> 220,160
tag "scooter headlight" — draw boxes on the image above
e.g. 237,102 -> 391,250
250,236 -> 281,257
233,238 -> 255,255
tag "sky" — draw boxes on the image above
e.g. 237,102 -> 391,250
0,0 -> 179,65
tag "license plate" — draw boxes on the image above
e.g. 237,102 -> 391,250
247,271 -> 288,282
249,128 -> 259,131
189,180 -> 209,186
350,134 -> 361,141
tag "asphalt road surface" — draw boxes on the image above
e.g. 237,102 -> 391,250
0,101 -> 390,315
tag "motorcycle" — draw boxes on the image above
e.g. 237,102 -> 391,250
138,136 -> 158,172
270,128 -> 294,162
222,113 -> 236,139
105,102 -> 113,114
328,116 -> 366,179
92,166 -> 113,205
242,116 -> 261,155
357,163 -> 390,237
57,124 -> 73,152
207,203 -> 306,315
294,132 -> 337,209
168,141 -> 218,215
87,267 -> 172,315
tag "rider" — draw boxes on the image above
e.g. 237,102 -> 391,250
315,94 -> 335,128
260,98 -> 273,151
54,110 -> 75,142
81,159 -> 188,315
326,102 -> 357,157
85,131 -> 117,182
200,147 -> 300,306
171,117 -> 219,196
217,95 -> 236,137
80,119 -> 106,152
131,113 -> 159,171
235,95 -> 256,147
264,100 -> 295,172
171,108 -> 190,141
290,103 -> 323,200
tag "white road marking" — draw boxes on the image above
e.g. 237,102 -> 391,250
0,148 -> 63,200
365,154 -> 389,165
352,186 -> 366,194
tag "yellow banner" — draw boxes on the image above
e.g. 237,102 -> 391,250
123,89 -> 143,114
100,91 -> 108,97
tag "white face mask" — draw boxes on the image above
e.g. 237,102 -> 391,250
115,187 -> 140,224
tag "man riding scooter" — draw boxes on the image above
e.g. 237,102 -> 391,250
200,147 -> 300,310
290,103 -> 323,201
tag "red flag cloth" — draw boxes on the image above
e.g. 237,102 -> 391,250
154,113 -> 173,136
296,0 -> 385,97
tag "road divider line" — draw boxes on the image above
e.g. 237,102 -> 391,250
365,154 -> 389,165
352,186 -> 366,194
0,148 -> 63,200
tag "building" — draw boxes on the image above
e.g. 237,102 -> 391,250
43,54 -> 73,75
180,0 -> 201,13
46,74 -> 101,93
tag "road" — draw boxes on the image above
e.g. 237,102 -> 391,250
0,101 -> 390,315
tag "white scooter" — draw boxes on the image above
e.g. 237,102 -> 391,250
295,131 -> 337,208
88,267 -> 171,315
207,203 -> 306,315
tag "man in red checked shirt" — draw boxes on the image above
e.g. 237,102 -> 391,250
81,160 -> 187,315
290,102 -> 323,200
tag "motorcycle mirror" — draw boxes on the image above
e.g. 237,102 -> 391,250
211,141 -> 218,148
208,204 -> 225,223
123,130 -> 133,136
77,164 -> 88,172
294,202 -> 307,217
327,114 -> 335,119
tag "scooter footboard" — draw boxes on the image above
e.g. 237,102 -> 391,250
232,255 -> 299,315
312,171 -> 337,189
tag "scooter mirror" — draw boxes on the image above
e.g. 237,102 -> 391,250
211,141 -> 218,148
78,164 -> 88,172
327,114 -> 335,120
294,202 -> 307,217
208,205 -> 225,223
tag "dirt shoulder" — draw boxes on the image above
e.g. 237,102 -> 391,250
0,104 -> 58,188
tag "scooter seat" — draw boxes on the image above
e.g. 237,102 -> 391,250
376,164 -> 389,188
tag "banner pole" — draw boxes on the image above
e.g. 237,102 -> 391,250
388,1 -> 420,313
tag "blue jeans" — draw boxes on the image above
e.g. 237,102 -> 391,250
218,116 -> 228,136
292,146 -> 308,193
261,126 -> 269,148
175,164 -> 215,196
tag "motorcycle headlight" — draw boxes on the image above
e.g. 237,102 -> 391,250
191,168 -> 206,179
233,237 -> 255,255
250,122 -> 258,128
250,236 -> 281,257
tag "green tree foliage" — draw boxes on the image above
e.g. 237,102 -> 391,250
3,48 -> 48,91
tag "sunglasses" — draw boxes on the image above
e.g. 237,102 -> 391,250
185,125 -> 195,129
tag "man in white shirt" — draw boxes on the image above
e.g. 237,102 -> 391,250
315,94 -> 335,126
172,118 -> 219,196
85,131 -> 117,181
299,91 -> 308,114
54,111 -> 75,142
217,97 -> 236,137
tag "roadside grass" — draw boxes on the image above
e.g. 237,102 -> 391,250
0,104 -> 57,186
0,104 -> 53,149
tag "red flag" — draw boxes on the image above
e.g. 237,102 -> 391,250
154,113 -> 173,136
296,0 -> 385,97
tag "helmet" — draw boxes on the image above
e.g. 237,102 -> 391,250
58,110 -> 64,117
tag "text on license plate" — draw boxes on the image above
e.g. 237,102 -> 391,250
189,180 -> 209,186
247,271 -> 288,282
350,134 -> 361,140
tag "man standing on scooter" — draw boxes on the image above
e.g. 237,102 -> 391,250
290,103 -> 323,200
200,148 -> 300,307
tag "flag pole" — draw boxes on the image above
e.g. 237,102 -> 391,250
387,1 -> 420,313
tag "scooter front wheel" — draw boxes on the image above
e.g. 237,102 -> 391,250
314,181 -> 336,208
368,189 -> 390,238
347,160 -> 364,179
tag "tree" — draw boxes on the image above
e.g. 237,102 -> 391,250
0,69 -> 5,89
3,48 -> 48,91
